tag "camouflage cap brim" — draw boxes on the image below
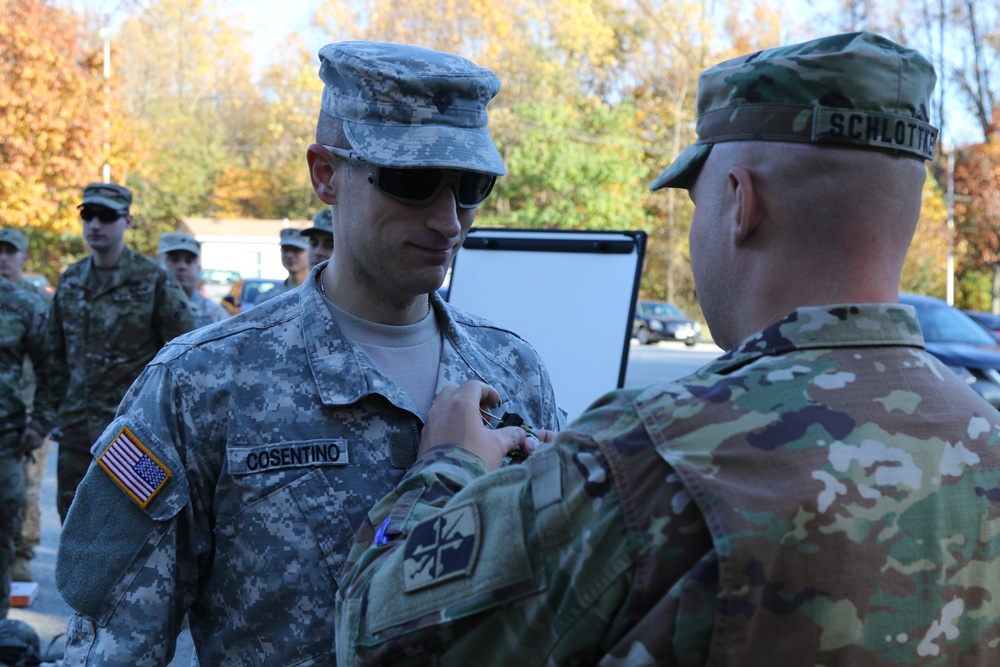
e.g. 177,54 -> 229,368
78,195 -> 128,211
650,143 -> 713,192
0,229 -> 29,252
343,122 -> 506,176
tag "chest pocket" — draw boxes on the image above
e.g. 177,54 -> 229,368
209,469 -> 351,665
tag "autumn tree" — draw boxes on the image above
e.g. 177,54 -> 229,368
952,122 -> 1000,310
0,0 -> 139,278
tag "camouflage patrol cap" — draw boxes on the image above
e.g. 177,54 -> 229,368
302,209 -> 333,237
651,32 -> 939,191
159,232 -> 201,256
280,227 -> 308,250
80,182 -> 133,210
317,40 -> 505,176
0,228 -> 29,252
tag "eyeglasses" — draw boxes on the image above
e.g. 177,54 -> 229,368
323,145 -> 496,209
80,208 -> 125,223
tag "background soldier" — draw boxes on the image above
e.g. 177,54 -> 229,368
0,228 -> 53,583
303,208 -> 334,269
256,227 -> 309,304
0,275 -> 54,617
158,232 -> 228,328
47,182 -> 193,522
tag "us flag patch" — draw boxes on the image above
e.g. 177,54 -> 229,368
98,427 -> 172,509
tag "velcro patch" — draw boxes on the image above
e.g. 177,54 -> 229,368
97,426 -> 172,509
402,502 -> 481,593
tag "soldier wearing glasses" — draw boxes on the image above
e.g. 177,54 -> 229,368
56,43 -> 563,666
46,183 -> 193,523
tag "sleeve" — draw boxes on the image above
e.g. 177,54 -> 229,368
24,298 -> 55,435
56,365 -> 210,666
335,412 -> 639,666
154,272 -> 195,344
45,282 -> 70,416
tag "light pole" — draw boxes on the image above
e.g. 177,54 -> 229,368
99,27 -> 112,183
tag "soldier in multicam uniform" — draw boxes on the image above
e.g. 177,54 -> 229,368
0,274 -> 55,618
47,183 -> 194,522
304,208 -> 334,268
0,228 -> 53,583
335,32 -> 1000,665
55,41 -> 564,666
158,232 -> 229,328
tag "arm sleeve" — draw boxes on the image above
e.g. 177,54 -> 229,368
336,410 -> 641,666
25,299 -> 55,435
57,365 -> 209,667
155,273 -> 195,344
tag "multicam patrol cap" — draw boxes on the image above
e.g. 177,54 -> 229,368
0,228 -> 28,252
316,40 -> 506,176
650,32 -> 939,191
280,227 -> 309,250
159,232 -> 201,256
302,209 -> 333,237
80,182 -> 133,210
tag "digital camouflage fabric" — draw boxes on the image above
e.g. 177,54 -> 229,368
317,41 -> 506,175
651,31 -> 939,190
337,304 -> 1000,665
56,266 -> 563,666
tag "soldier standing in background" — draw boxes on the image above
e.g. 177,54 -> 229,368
335,33 -> 1000,666
0,273 -> 54,618
158,232 -> 229,328
255,227 -> 310,304
0,228 -> 54,584
47,183 -> 193,522
303,208 -> 334,269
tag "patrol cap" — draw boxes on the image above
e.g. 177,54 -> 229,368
317,40 -> 506,176
302,209 -> 333,237
159,232 -> 201,256
280,227 -> 308,250
651,32 -> 939,191
80,182 -> 133,211
0,228 -> 28,252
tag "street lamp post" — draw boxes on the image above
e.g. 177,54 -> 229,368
99,27 -> 112,183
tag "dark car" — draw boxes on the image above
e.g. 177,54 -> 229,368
632,300 -> 701,347
221,277 -> 284,315
963,310 -> 1000,341
900,293 -> 1000,408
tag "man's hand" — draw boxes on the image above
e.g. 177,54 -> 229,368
420,381 -> 528,470
19,427 -> 44,457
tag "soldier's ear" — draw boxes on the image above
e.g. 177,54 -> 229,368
308,144 -> 339,205
729,166 -> 760,247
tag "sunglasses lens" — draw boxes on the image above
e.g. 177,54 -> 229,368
458,173 -> 496,208
81,209 -> 122,223
377,168 -> 443,204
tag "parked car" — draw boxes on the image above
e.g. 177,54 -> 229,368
200,268 -> 241,285
900,293 -> 1000,408
22,273 -> 54,296
221,278 -> 284,315
963,309 -> 1000,341
632,300 -> 701,347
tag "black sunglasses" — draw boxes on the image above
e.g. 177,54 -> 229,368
80,208 -> 125,223
324,145 -> 496,209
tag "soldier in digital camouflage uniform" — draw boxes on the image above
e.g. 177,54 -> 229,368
255,227 -> 310,305
0,228 -> 53,583
0,275 -> 55,617
55,41 -> 564,666
158,232 -> 229,328
304,208 -> 334,269
47,183 -> 194,522
335,32 -> 1000,665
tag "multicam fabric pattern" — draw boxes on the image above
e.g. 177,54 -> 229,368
55,265 -> 563,666
318,41 -> 506,175
47,247 -> 194,451
651,32 -> 939,190
337,304 -> 1000,666
0,278 -> 54,446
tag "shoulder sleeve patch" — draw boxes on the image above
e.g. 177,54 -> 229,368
97,426 -> 173,509
402,502 -> 481,593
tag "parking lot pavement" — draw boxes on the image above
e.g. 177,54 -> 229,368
9,442 -> 195,665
